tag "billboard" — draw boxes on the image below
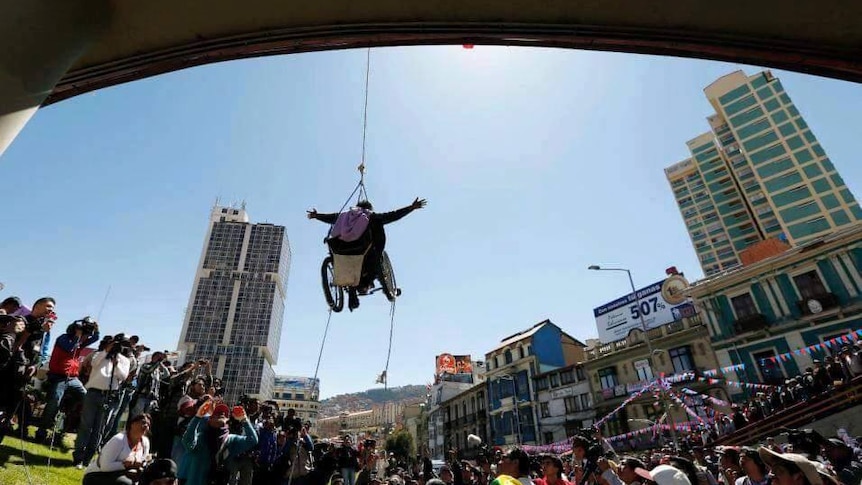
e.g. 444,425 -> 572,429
592,275 -> 693,343
435,354 -> 473,376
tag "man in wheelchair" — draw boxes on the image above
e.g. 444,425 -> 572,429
308,197 -> 426,310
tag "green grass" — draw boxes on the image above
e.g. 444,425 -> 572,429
0,430 -> 83,485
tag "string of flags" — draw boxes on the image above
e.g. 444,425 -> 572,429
702,364 -> 746,377
681,387 -> 731,407
759,329 -> 862,365
699,376 -> 779,391
595,386 -> 651,427
606,420 -> 715,443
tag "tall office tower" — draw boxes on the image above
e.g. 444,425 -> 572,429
177,205 -> 290,403
666,70 -> 861,276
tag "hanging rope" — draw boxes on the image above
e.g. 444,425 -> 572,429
380,301 -> 397,390
286,309 -> 334,485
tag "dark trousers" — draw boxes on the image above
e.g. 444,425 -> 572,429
83,470 -> 134,485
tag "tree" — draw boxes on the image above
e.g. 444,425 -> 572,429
385,430 -> 414,463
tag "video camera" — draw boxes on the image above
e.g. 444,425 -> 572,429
572,428 -> 605,462
108,333 -> 134,359
68,316 -> 98,336
782,428 -> 827,459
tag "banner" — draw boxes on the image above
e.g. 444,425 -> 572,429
757,329 -> 862,365
592,275 -> 692,343
435,354 -> 473,376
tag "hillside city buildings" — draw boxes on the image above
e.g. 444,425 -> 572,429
177,204 -> 290,404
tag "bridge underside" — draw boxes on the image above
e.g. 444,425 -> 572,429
1,1 -> 861,155
41,1 -> 862,105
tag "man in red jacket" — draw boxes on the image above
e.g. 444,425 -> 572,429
35,317 -> 100,443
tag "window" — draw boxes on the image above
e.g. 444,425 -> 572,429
549,374 -> 559,388
731,293 -> 758,318
540,402 -> 550,418
576,366 -> 586,381
669,346 -> 694,373
535,376 -> 549,391
560,368 -> 575,384
504,350 -> 513,364
598,367 -> 618,390
753,349 -> 786,385
564,396 -> 579,413
633,359 -> 654,381
793,270 -> 827,299
579,393 -> 592,410
517,347 -> 524,359
544,432 -> 554,445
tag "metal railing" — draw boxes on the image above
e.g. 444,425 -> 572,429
715,377 -> 862,446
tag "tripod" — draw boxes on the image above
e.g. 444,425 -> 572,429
94,358 -> 122,448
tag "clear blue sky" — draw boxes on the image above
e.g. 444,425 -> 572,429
3,46 -> 861,399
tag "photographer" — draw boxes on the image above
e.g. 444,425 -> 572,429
82,413 -> 151,485
131,351 -> 171,417
73,336 -> 132,469
0,315 -> 27,442
35,316 -> 100,443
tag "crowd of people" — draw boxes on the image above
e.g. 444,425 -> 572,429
3,294 -> 862,485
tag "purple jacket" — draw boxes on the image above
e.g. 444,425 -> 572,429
330,208 -> 371,242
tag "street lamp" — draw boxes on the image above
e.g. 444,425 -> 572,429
588,265 -> 680,450
499,375 -> 521,445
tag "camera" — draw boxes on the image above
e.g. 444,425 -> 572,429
68,316 -> 98,335
108,334 -> 134,359
365,438 -> 377,449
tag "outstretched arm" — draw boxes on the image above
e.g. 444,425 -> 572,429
307,209 -> 339,224
376,198 -> 427,225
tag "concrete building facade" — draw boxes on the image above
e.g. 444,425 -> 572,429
439,382 -> 489,456
533,363 -> 595,444
485,320 -> 585,445
687,223 -> 862,394
271,375 -> 320,430
584,313 -> 724,437
177,205 -> 290,403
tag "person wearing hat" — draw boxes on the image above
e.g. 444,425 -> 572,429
757,448 -> 822,485
178,399 -> 259,485
634,465 -> 692,485
140,459 -> 178,485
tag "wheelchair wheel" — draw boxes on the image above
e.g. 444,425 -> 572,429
380,251 -> 399,302
321,256 -> 344,312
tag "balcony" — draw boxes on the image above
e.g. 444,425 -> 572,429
733,313 -> 769,334
586,315 -> 704,360
796,293 -> 840,316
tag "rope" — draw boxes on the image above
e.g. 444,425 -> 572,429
381,301 -> 397,390
286,309 -> 333,485
360,48 -> 371,169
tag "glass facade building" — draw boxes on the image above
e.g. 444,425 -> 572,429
666,70 -> 861,276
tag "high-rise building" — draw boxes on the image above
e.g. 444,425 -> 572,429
666,70 -> 861,276
177,205 -> 290,403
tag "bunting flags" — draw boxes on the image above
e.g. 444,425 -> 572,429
595,386 -> 651,427
759,329 -> 862,365
702,364 -> 746,377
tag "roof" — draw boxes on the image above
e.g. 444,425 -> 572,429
687,222 -> 862,295
488,319 -> 585,354
12,1 -> 862,107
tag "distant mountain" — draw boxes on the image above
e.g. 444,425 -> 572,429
319,385 -> 427,417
